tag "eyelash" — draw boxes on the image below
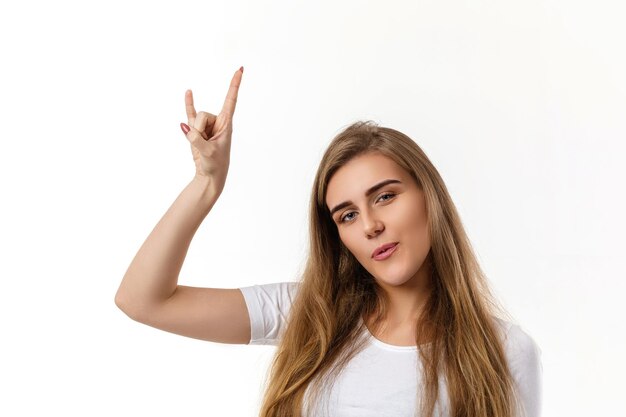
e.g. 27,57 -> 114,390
339,193 -> 396,223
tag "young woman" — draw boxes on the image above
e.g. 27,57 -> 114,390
115,67 -> 542,417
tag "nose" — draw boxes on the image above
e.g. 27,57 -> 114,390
362,210 -> 384,238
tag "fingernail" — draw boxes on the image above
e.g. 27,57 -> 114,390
239,66 -> 244,73
180,123 -> 190,134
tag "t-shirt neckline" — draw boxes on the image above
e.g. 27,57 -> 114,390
360,317 -> 421,352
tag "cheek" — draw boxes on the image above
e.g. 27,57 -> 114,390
415,218 -> 430,249
399,203 -> 429,247
338,230 -> 356,253
414,213 -> 429,241
338,230 -> 368,262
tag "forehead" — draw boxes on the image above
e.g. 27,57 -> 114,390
325,152 -> 411,206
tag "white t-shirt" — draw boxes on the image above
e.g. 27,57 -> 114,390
239,282 -> 542,417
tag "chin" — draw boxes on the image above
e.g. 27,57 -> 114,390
372,265 -> 423,288
372,271 -> 415,287
380,278 -> 415,288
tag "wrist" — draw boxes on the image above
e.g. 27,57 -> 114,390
192,174 -> 223,201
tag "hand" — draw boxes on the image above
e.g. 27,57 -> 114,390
181,67 -> 243,193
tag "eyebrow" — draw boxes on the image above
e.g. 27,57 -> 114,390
329,179 -> 402,217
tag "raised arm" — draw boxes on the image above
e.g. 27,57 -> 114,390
114,68 -> 251,344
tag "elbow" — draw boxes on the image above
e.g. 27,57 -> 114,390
114,287 -> 136,319
114,288 -> 128,313
114,286 -> 157,323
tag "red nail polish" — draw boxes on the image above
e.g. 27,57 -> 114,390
239,66 -> 244,73
180,123 -> 190,134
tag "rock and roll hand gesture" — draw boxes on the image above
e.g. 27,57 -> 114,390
180,66 -> 243,195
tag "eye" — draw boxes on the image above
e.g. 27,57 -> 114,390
377,192 -> 395,202
339,211 -> 356,223
338,193 -> 396,224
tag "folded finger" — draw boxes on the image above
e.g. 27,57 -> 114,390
185,125 -> 209,149
194,111 -> 216,140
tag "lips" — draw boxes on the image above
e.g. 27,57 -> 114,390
371,242 -> 399,258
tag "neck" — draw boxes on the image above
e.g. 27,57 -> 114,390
390,257 -> 432,318
378,284 -> 431,326
363,279 -> 434,346
366,261 -> 433,329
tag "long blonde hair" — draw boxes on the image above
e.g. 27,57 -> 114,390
258,121 -> 520,417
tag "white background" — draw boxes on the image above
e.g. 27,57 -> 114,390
1,0 -> 624,415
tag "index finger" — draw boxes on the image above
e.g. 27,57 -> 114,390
221,67 -> 243,119
185,89 -> 197,125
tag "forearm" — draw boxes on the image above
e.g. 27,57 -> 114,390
115,175 -> 220,316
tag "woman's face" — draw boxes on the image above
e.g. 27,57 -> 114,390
325,152 -> 431,291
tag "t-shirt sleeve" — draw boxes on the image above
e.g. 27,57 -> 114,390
239,281 -> 300,346
502,322 -> 543,417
